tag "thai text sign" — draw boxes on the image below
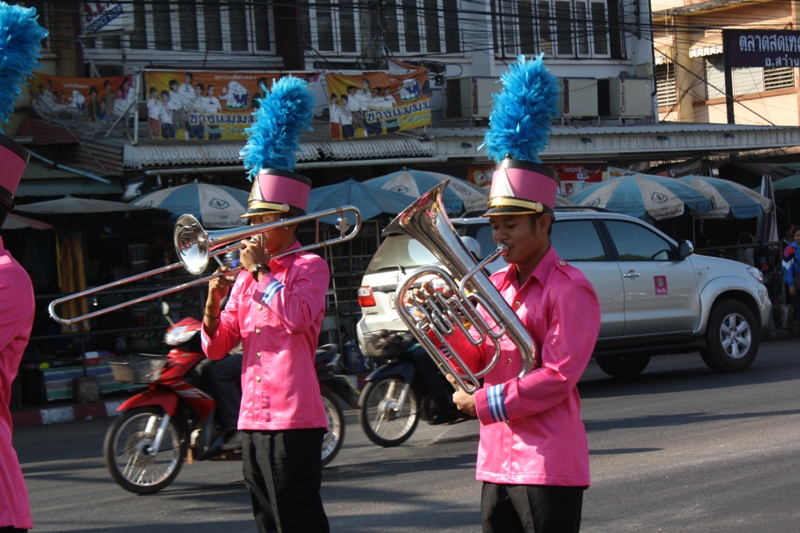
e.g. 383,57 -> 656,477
82,2 -> 130,35
723,29 -> 800,67
325,69 -> 431,141
142,71 -> 317,141
31,73 -> 135,133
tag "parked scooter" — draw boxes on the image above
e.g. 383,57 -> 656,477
104,305 -> 358,494
358,330 -> 474,447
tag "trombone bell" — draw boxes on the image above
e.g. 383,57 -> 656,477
174,214 -> 210,275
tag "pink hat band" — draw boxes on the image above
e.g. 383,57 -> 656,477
242,168 -> 312,218
485,159 -> 560,215
0,135 -> 30,209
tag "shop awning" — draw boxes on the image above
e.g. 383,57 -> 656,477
16,161 -> 122,197
122,136 -> 434,169
689,34 -> 723,58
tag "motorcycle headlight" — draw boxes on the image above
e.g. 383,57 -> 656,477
747,266 -> 764,284
165,325 -> 197,346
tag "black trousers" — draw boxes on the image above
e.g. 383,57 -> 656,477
205,353 -> 243,431
481,483 -> 584,533
242,428 -> 329,533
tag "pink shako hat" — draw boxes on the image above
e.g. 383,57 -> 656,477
0,135 -> 30,210
483,159 -> 560,217
241,168 -> 312,218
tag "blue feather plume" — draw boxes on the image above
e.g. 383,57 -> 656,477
240,76 -> 315,181
481,54 -> 560,164
0,3 -> 48,134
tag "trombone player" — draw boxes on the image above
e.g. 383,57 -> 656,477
201,77 -> 330,533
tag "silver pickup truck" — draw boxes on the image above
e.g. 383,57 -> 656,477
356,211 -> 771,378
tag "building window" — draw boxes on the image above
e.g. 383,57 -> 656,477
179,0 -> 199,51
130,0 -> 147,49
492,0 -> 613,59
764,67 -> 794,91
655,64 -> 677,108
302,0 -> 460,56
84,0 -> 273,54
705,55 -> 794,99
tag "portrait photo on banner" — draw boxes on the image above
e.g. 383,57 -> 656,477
142,70 -> 320,141
31,73 -> 135,134
325,68 -> 431,141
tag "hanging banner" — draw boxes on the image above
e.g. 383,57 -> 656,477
143,70 -> 319,141
82,2 -> 132,35
468,163 -> 603,193
325,69 -> 431,141
549,164 -> 603,183
31,73 -> 135,134
467,165 -> 495,188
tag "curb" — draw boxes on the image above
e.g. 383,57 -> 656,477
12,399 -> 123,428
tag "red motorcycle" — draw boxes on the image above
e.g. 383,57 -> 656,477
103,310 -> 357,494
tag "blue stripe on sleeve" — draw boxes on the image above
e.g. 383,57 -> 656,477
487,384 -> 508,423
260,280 -> 284,306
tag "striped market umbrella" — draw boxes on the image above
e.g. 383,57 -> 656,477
569,173 -> 714,220
678,175 -> 771,219
131,181 -> 249,228
365,169 -> 488,214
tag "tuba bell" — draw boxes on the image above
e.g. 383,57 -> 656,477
386,181 -> 535,394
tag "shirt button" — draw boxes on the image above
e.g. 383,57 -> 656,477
257,304 -> 263,310
256,352 -> 261,358
507,358 -> 512,366
514,301 -> 521,307
255,376 -> 261,383
560,261 -> 566,266
255,328 -> 261,334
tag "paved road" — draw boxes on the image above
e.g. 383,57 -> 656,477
15,340 -> 800,532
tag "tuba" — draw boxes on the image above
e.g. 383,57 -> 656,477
387,181 -> 535,394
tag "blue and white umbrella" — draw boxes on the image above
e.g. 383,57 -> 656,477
307,179 -> 413,225
678,175 -> 772,219
365,169 -> 488,214
131,181 -> 249,228
569,173 -> 714,220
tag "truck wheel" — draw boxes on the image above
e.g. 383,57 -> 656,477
595,354 -> 651,378
700,300 -> 758,372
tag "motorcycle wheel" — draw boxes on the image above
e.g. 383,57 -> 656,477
359,376 -> 420,447
104,406 -> 187,494
321,389 -> 345,467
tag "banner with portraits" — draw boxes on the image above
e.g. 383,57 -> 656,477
31,73 -> 136,134
325,69 -> 431,141
142,70 -> 319,141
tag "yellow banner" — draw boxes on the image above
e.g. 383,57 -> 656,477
142,70 -> 319,141
325,69 -> 431,141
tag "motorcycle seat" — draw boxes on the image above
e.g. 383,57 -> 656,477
315,344 -> 339,366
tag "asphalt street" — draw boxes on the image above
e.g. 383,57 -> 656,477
13,339 -> 800,532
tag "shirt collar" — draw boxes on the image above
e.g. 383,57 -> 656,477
270,240 -> 303,270
503,244 -> 557,289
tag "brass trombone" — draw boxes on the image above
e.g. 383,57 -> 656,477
48,206 -> 362,326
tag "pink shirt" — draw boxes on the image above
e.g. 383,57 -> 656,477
0,237 -> 34,529
445,246 -> 601,486
201,242 -> 330,431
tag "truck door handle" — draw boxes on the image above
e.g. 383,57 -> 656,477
623,271 -> 641,279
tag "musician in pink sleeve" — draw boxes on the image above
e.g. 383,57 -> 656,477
201,168 -> 330,533
0,136 -> 35,532
415,162 -> 601,533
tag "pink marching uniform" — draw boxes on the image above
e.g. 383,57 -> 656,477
0,237 -> 35,530
443,246 -> 601,486
200,240 -> 330,431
